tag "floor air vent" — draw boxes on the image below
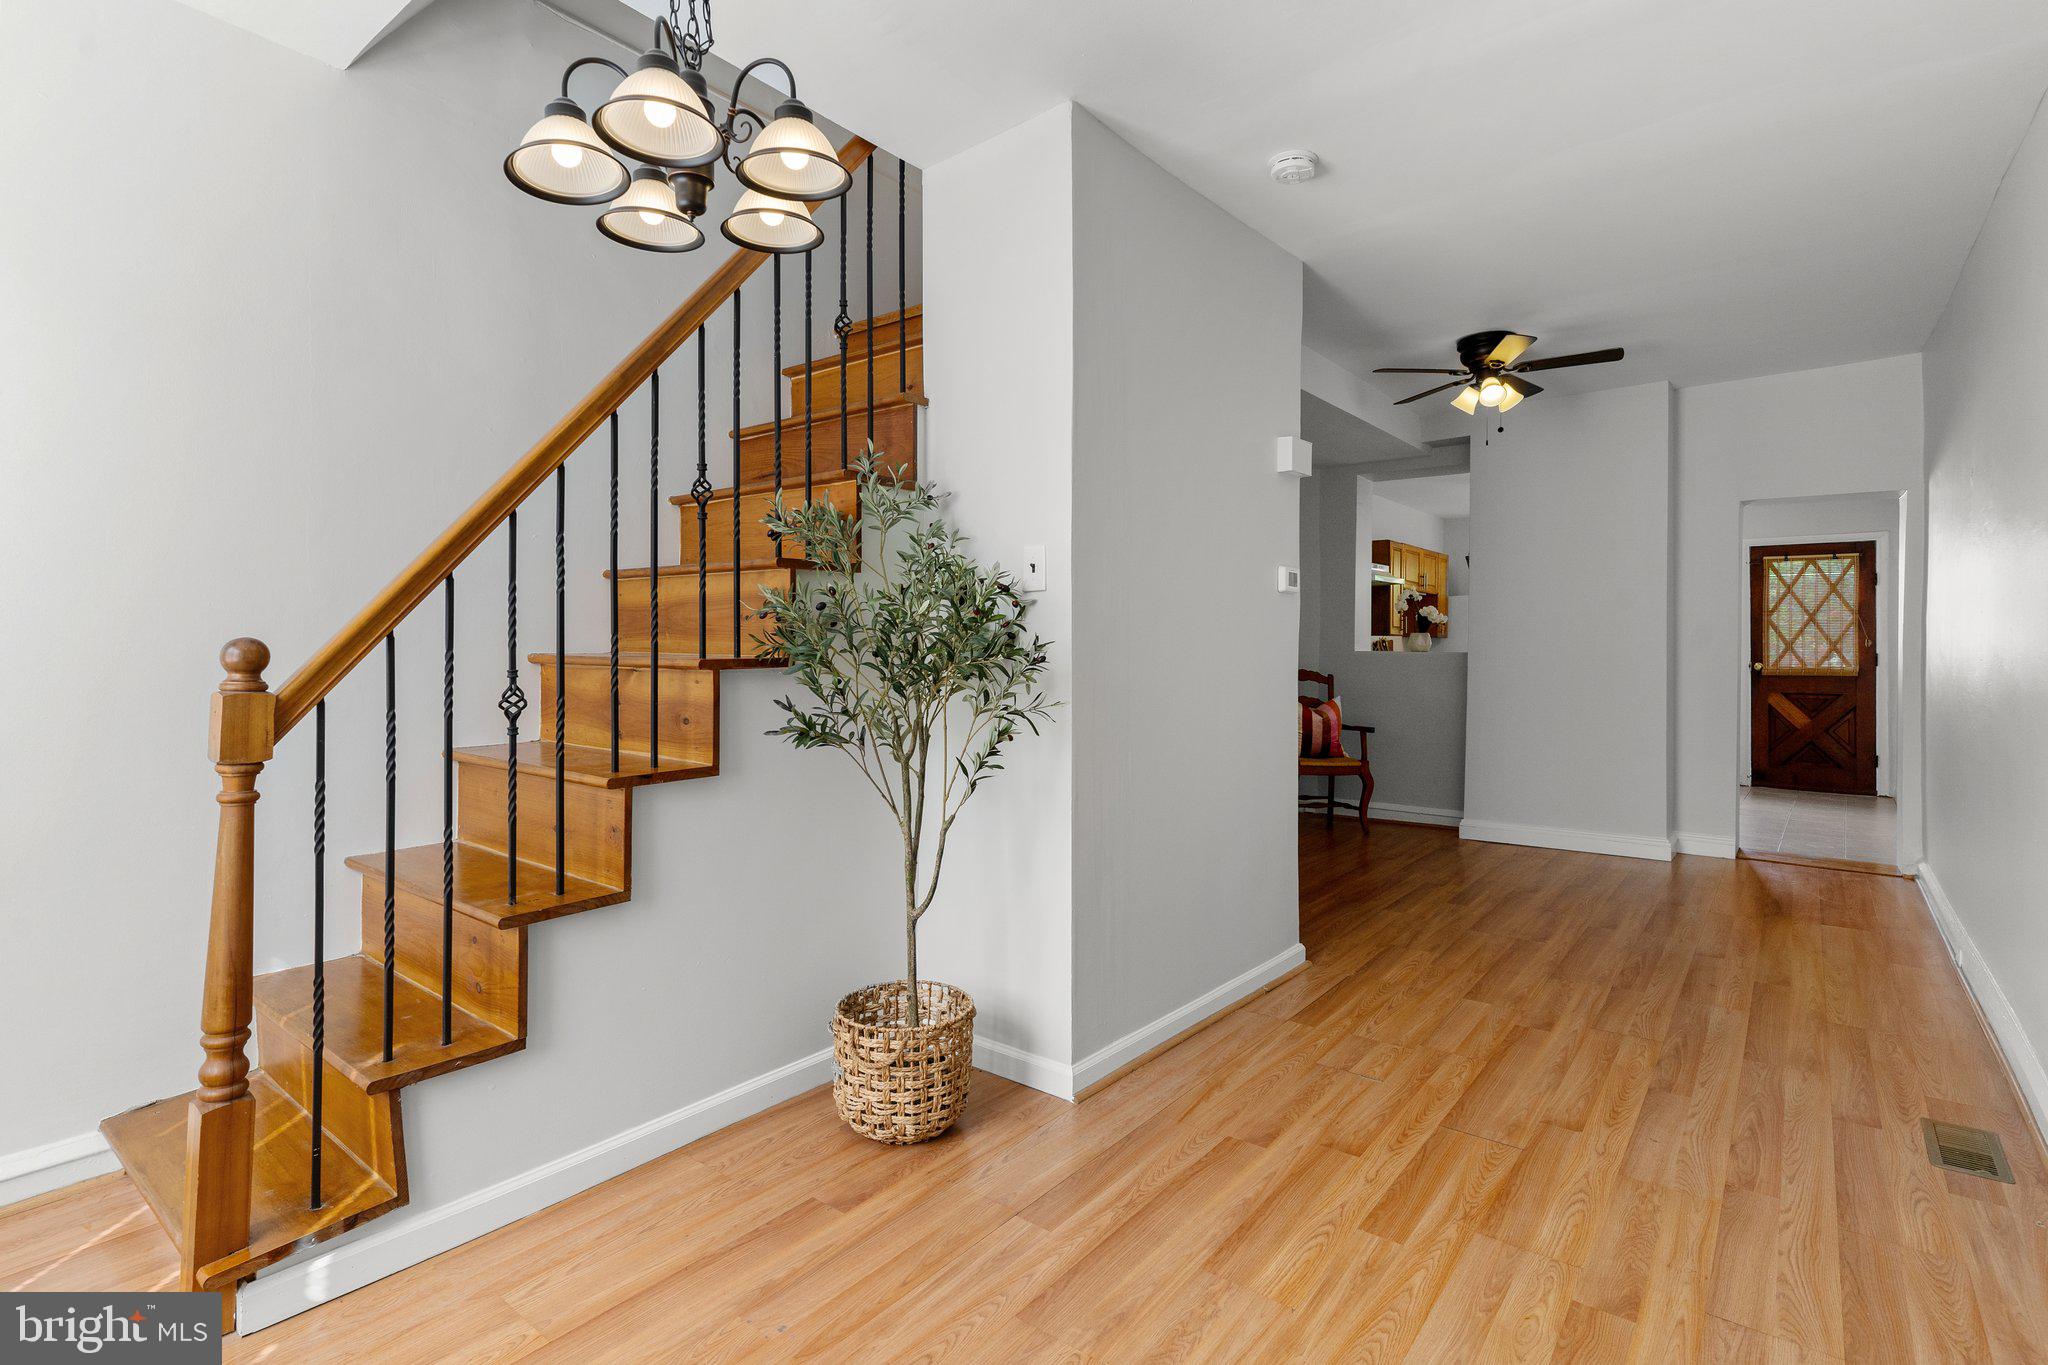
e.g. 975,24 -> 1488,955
1921,1117 -> 2015,1183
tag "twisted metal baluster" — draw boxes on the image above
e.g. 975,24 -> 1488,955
732,288 -> 743,658
310,699 -> 326,1209
803,250 -> 815,506
648,370 -> 661,765
441,574 -> 454,1047
609,412 -> 620,774
500,511 -> 526,905
382,632 -> 396,1064
899,155 -> 909,394
836,198 -> 850,469
771,255 -> 783,555
693,326 -> 710,659
554,464 -> 566,892
865,156 -> 875,447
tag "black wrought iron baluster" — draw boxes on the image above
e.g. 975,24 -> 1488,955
382,631 -> 396,1065
732,288 -> 743,658
804,250 -> 814,505
693,326 -> 710,659
865,156 -> 876,448
310,698 -> 326,1209
771,255 -> 783,555
837,196 -> 850,470
609,413 -> 620,774
648,370 -> 661,767
899,155 -> 909,395
441,574 -> 454,1047
500,511 -> 526,905
554,464 -> 566,892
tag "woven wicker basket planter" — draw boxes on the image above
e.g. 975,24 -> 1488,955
831,981 -> 976,1144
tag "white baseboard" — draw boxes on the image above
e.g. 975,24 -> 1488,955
1459,819 -> 1675,863
972,1035 -> 1075,1099
1068,943 -> 1307,1096
1367,801 -> 1462,828
237,1047 -> 837,1334
1674,831 -> 1738,859
1915,863 -> 2048,1140
0,1130 -> 117,1209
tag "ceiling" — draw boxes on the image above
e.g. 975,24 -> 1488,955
614,0 -> 2048,399
1373,473 -> 1470,521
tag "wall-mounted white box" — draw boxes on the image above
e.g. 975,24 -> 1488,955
1277,565 -> 1301,593
1276,435 -> 1313,477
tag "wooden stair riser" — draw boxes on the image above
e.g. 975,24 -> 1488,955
676,480 -> 858,569
783,307 -> 921,375
537,657 -> 717,766
456,761 -> 629,888
358,879 -> 528,1037
255,1016 -> 405,1191
788,344 -> 923,415
737,399 -> 918,488
613,569 -> 789,658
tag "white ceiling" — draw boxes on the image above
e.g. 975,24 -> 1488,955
174,0 -> 436,67
616,0 -> 2048,398
1373,473 -> 1470,521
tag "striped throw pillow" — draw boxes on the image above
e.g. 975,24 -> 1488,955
1299,696 -> 1345,758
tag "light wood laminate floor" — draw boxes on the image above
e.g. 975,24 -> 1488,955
6,822 -> 2045,1360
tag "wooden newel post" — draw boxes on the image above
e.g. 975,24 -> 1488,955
182,638 -> 274,1295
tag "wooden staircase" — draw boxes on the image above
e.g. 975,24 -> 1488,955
99,133 -> 920,1321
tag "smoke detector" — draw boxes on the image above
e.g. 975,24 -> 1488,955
1268,150 -> 1319,185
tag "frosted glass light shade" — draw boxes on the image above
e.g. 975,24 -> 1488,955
505,99 -> 631,205
735,104 -> 847,201
1496,385 -> 1525,413
720,190 -> 822,254
1451,386 -> 1481,415
593,55 -> 720,167
597,168 -> 704,253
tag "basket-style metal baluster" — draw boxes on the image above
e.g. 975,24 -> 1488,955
500,511 -> 526,905
310,698 -> 326,1209
771,255 -> 783,555
732,288 -> 743,658
693,326 -> 710,659
865,156 -> 875,447
804,251 -> 814,507
382,631 -> 396,1064
836,198 -> 850,470
899,155 -> 908,394
609,413 -> 620,774
441,574 -> 454,1047
648,370 -> 661,766
554,464 -> 566,891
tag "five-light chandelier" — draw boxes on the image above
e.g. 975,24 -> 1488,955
504,0 -> 847,254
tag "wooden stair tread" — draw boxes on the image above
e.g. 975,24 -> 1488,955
451,740 -> 716,788
255,956 -> 521,1094
345,843 -> 626,930
527,649 -> 721,669
667,473 -> 856,508
607,563 -> 794,583
99,1073 -> 399,1289
782,306 -> 921,372
732,389 -> 925,442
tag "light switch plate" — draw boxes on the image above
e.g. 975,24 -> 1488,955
1277,565 -> 1301,593
1019,545 -> 1047,593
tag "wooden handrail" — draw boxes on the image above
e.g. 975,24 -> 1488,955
273,136 -> 876,740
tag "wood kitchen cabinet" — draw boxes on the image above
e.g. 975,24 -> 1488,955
1370,538 -> 1451,638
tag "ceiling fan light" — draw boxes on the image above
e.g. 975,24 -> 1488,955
735,101 -> 849,201
1451,386 -> 1481,415
596,167 -> 704,253
593,51 -> 720,167
720,189 -> 823,254
1477,377 -> 1507,407
1496,386 -> 1525,413
505,97 -> 632,205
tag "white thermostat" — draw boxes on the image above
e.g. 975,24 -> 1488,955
1277,566 -> 1301,593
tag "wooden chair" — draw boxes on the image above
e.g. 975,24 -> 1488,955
1298,669 -> 1373,830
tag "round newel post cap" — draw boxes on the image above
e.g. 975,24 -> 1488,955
220,638 -> 270,691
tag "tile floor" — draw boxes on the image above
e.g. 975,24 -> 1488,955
1738,784 -> 1898,865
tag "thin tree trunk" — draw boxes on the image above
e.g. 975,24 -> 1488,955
904,844 -> 921,1027
905,916 -> 920,1028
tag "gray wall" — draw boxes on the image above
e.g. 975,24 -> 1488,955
1922,88 -> 2048,1125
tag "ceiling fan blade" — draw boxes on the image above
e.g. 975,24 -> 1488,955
1373,367 -> 1467,374
1451,386 -> 1481,414
1395,380 -> 1467,405
1514,346 -> 1625,372
1500,374 -> 1543,397
1487,333 -> 1536,366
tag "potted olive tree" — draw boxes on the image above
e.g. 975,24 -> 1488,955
760,450 -> 1054,1144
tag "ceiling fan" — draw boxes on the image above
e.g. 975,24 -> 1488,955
1375,330 -> 1625,414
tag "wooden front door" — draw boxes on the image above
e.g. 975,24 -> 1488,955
1749,541 -> 1878,794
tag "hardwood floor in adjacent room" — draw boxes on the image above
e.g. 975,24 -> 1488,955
7,822 -> 2046,1360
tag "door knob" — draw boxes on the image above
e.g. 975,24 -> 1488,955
1751,662 -> 1763,672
